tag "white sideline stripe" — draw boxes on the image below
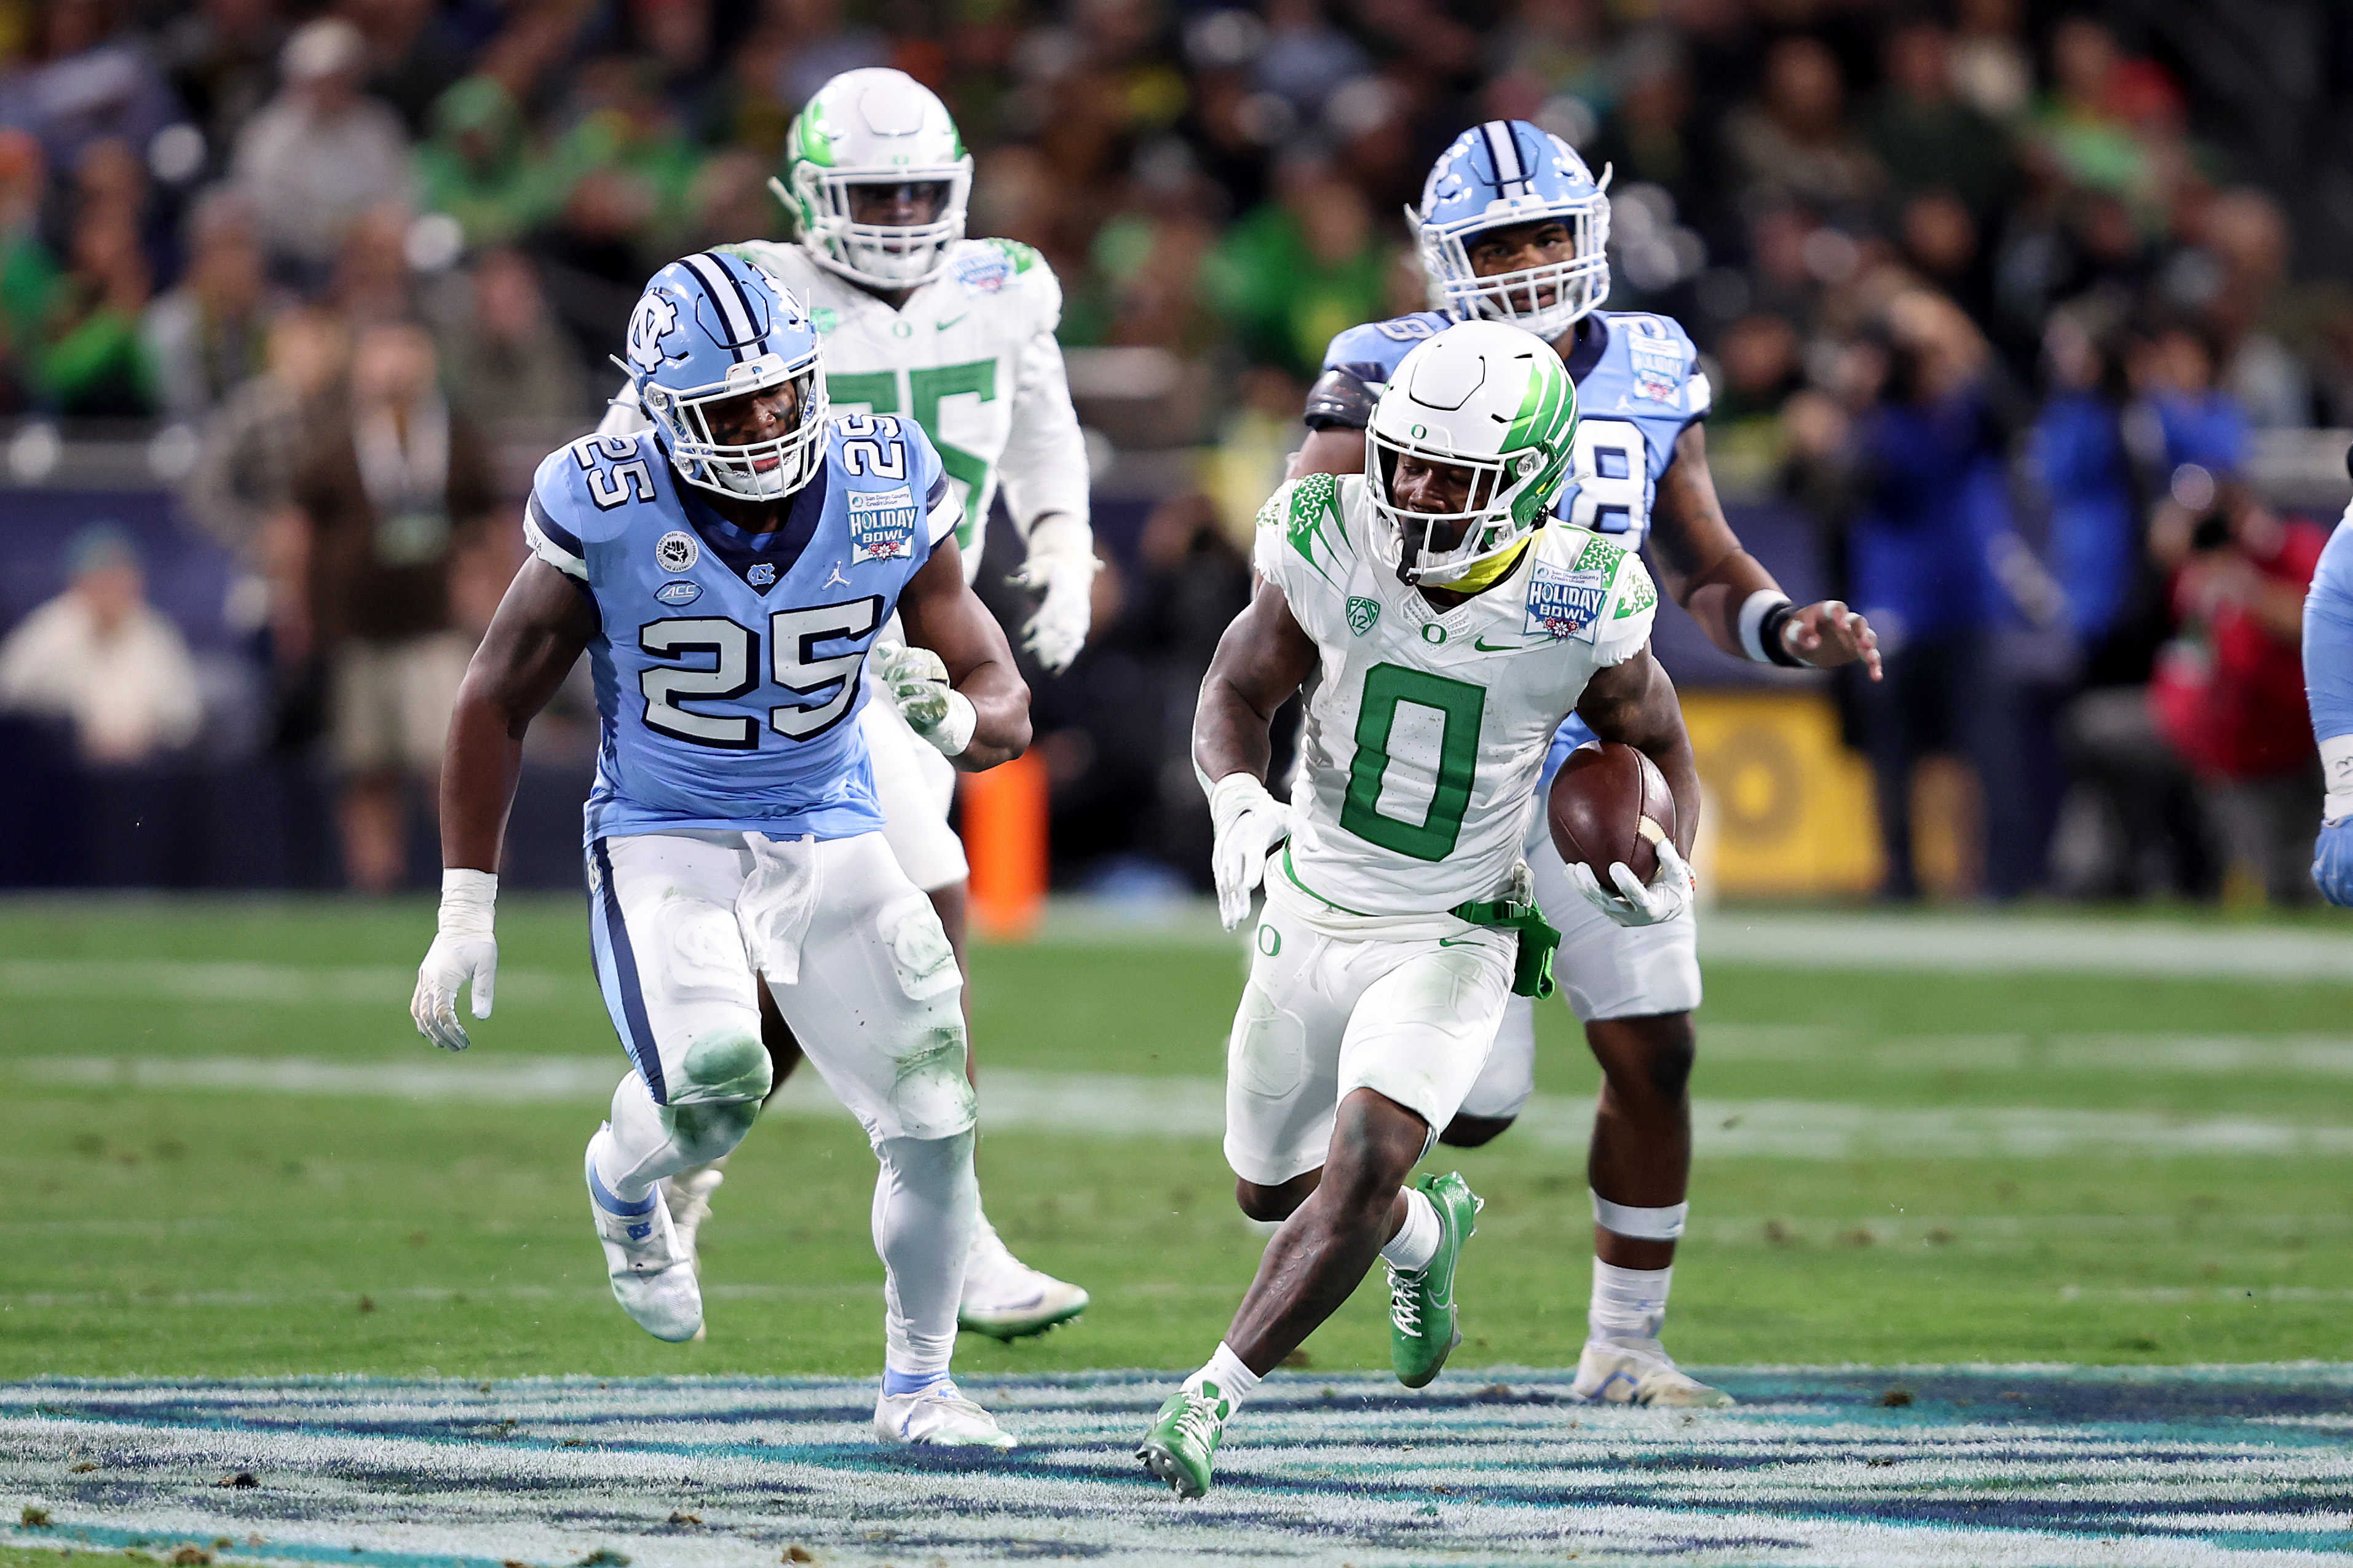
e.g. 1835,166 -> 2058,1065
0,959 -> 575,1007
1703,1026 -> 2353,1076
1697,913 -> 2353,982
21,1055 -> 2353,1159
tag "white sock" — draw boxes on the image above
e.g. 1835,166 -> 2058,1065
1589,1258 -> 1672,1344
593,1071 -> 695,1204
1379,1186 -> 1440,1271
872,1131 -> 979,1382
1184,1341 -> 1262,1410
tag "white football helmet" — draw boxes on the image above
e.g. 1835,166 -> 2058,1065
775,68 -> 973,290
1365,320 -> 1578,585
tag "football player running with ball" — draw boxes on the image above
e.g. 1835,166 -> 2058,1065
413,253 -> 1027,1447
598,68 -> 1093,1340
1292,120 -> 1884,1409
1140,320 -> 1699,1499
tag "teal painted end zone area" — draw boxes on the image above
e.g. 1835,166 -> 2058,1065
7,1367 -> 2353,1566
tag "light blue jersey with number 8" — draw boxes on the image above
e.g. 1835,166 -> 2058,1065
523,420 -> 958,846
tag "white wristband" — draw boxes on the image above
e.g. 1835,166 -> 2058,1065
920,689 -> 977,758
1738,590 -> 1792,664
1023,513 -> 1097,567
2324,733 -> 2353,822
438,867 -> 497,936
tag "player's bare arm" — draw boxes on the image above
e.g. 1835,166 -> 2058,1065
895,532 -> 1032,771
1574,645 -> 1700,858
439,561 -> 597,875
1193,575 -> 1319,787
1646,423 -> 1882,679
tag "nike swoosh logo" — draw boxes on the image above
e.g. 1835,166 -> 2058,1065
1436,937 -> 1479,947
1473,637 -> 1541,652
936,314 -> 968,331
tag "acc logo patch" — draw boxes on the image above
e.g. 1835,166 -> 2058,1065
746,562 -> 777,588
655,530 -> 698,573
655,579 -> 701,606
952,249 -> 1012,296
627,291 -> 679,371
1525,564 -> 1608,641
1346,596 -> 1380,636
847,485 -> 919,564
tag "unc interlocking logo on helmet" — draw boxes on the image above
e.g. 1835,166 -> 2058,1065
628,290 -> 681,371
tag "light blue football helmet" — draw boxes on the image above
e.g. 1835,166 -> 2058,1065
621,250 -> 829,502
1412,120 -> 1613,341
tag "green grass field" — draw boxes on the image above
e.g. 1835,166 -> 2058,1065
3,896 -> 2351,1381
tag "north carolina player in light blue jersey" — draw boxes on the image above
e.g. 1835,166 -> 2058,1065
1291,120 -> 1882,1409
2308,479 -> 2353,904
409,251 -> 1032,1448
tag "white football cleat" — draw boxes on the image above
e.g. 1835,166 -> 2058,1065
957,1216 -> 1088,1341
585,1132 -> 703,1344
1571,1336 -> 1733,1408
873,1381 -> 1017,1448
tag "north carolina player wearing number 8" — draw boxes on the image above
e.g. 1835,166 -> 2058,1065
598,68 -> 1094,1339
1139,319 -> 1701,1498
1292,120 -> 1885,1409
412,251 -> 1029,1447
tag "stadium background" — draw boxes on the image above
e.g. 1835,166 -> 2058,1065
0,0 -> 2346,904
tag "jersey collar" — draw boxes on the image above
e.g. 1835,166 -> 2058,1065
1559,313 -> 1608,382
674,463 -> 831,595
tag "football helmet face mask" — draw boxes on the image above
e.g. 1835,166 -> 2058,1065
1412,120 -> 1613,341
777,68 -> 973,290
622,251 -> 829,503
1365,320 -> 1578,586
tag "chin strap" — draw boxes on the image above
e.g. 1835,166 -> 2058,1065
1425,536 -> 1532,595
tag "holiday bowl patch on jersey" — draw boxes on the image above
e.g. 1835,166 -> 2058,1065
848,484 -> 920,563
1525,561 -> 1609,640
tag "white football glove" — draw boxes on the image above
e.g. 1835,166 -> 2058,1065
1208,772 -> 1286,931
872,640 -> 976,757
1011,519 -> 1099,675
1570,834 -> 1695,929
411,869 -> 498,1051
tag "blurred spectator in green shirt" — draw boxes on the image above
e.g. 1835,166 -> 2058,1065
1206,158 -> 1396,383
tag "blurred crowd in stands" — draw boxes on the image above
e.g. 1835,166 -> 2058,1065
0,0 -> 2347,904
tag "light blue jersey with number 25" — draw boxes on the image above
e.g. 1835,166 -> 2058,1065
523,419 -> 957,846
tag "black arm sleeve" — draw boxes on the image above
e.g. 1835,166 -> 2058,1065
1301,367 -> 1379,431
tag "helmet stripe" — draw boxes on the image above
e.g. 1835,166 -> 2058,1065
1481,120 -> 1527,195
680,251 -> 756,358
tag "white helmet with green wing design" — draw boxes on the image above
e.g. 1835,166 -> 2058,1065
773,68 -> 973,290
1365,320 -> 1578,585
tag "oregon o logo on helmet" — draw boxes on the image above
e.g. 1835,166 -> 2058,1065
1411,424 -> 1427,438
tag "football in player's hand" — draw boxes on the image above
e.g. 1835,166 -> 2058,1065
1548,741 -> 1677,886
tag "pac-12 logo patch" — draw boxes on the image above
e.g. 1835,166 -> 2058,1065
655,579 -> 701,606
1524,564 -> 1608,641
655,530 -> 698,572
847,485 -> 919,563
1346,596 -> 1380,636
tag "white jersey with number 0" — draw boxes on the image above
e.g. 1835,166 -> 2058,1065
601,237 -> 1089,583
1256,471 -> 1658,925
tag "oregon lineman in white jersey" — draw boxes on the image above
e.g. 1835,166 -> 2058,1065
1139,321 -> 1702,1499
1294,120 -> 1883,1408
598,68 -> 1093,1339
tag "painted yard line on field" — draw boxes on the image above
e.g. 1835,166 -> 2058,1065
1703,1026 -> 2353,1076
6,1369 -> 2353,1567
0,959 -> 575,1008
1036,899 -> 2353,982
23,1057 -> 2353,1160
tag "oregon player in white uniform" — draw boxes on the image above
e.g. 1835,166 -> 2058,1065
597,69 -> 1092,1340
1139,321 -> 1702,1499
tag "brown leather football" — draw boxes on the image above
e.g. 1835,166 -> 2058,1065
1548,741 -> 1676,886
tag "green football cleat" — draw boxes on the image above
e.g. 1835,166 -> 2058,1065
1136,1382 -> 1229,1499
1388,1170 -> 1481,1389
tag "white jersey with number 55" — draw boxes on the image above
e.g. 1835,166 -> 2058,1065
1257,471 -> 1658,925
600,236 -> 1088,583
